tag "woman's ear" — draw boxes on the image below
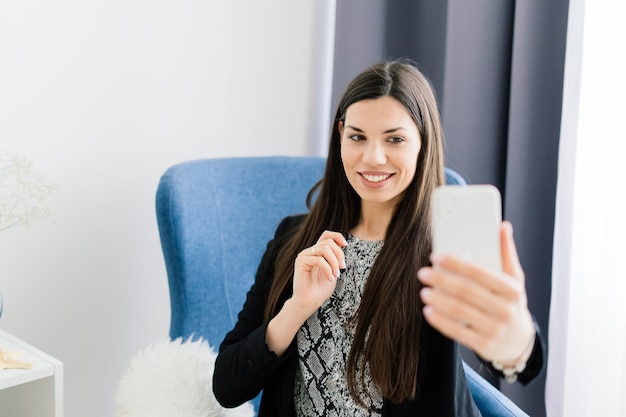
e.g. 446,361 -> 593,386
338,121 -> 344,143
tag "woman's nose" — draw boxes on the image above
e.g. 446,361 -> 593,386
363,142 -> 386,165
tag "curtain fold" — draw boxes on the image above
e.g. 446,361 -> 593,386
307,0 -> 336,157
332,1 -> 571,415
547,1 -> 626,415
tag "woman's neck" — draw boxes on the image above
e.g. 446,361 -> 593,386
350,202 -> 394,241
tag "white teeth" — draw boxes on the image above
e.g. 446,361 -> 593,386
362,174 -> 390,183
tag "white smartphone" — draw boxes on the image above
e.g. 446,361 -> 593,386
431,185 -> 502,272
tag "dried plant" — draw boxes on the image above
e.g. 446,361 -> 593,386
0,150 -> 57,232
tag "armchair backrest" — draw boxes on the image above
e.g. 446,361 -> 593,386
156,156 -> 528,417
156,156 -> 325,345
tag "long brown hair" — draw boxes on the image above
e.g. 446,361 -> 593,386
264,60 -> 445,404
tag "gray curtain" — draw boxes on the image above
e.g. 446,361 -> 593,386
332,1 -> 569,416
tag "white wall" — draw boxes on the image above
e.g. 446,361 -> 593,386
0,1 -> 323,416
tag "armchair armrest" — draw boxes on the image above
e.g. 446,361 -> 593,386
463,362 -> 529,417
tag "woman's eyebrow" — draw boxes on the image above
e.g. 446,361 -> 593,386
346,125 -> 406,134
382,127 -> 406,134
345,125 -> 365,133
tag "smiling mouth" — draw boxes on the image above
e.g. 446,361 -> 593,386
361,173 -> 392,183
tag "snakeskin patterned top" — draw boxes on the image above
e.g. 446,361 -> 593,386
294,234 -> 384,416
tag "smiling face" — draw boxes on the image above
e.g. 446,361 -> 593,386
339,95 -> 422,210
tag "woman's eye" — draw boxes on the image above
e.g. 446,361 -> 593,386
388,136 -> 404,144
349,134 -> 364,141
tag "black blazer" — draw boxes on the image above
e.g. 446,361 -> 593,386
213,215 -> 544,416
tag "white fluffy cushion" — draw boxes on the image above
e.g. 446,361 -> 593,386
115,338 -> 255,417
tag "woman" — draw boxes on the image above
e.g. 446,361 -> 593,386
213,60 -> 544,416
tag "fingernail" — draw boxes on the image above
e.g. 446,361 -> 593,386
417,267 -> 432,282
430,252 -> 445,265
340,259 -> 346,270
420,287 -> 432,300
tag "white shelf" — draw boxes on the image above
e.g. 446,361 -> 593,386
0,328 -> 63,417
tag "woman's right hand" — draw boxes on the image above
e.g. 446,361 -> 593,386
291,231 -> 348,317
266,231 -> 347,356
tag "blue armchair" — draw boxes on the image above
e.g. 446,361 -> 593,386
156,156 -> 529,417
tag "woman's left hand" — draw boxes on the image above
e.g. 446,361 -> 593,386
417,221 -> 535,365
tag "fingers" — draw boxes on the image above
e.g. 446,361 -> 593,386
291,231 -> 348,315
424,254 -> 521,301
419,263 -> 524,359
501,221 -> 525,283
421,304 -> 489,350
418,265 -> 517,342
419,277 -> 513,325
418,221 -> 533,361
298,231 -> 347,282
316,230 -> 349,249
